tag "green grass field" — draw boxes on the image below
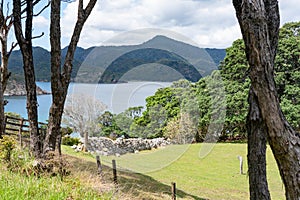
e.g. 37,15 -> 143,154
0,168 -> 113,200
94,143 -> 284,200
0,143 -> 285,200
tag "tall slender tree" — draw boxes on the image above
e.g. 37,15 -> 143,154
233,0 -> 300,199
43,0 -> 97,154
0,1 -> 16,137
13,0 -> 42,158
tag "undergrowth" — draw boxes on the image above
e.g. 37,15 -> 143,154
0,136 -> 113,200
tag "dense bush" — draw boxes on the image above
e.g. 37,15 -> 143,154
93,22 -> 300,141
0,135 -> 16,162
62,136 -> 80,146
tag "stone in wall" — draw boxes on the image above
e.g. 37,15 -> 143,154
79,137 -> 171,156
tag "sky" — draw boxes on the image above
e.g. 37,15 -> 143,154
28,0 -> 300,50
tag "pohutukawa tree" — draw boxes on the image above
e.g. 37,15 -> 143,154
233,0 -> 300,199
43,0 -> 97,154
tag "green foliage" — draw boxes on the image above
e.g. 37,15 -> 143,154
5,112 -> 21,119
0,135 -> 16,162
217,21 -> 300,135
219,39 -> 250,138
60,126 -> 73,137
98,111 -> 121,137
220,39 -> 249,82
130,86 -> 181,138
163,113 -> 196,144
99,48 -> 202,83
130,22 -> 300,141
62,136 -> 80,146
275,22 -> 300,131
47,22 -> 300,141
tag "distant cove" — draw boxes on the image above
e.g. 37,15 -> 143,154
4,82 -> 171,122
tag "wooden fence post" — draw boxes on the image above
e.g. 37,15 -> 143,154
18,118 -> 24,149
96,155 -> 102,175
112,159 -> 117,185
237,155 -> 243,174
171,182 -> 176,200
4,115 -> 7,134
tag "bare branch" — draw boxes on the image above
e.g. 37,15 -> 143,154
20,0 -> 43,16
32,31 -> 44,40
7,42 -> 18,58
33,0 -> 50,17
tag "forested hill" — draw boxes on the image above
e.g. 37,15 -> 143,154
8,35 -> 225,83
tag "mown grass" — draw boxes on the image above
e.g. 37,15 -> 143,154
0,143 -> 285,200
82,143 -> 284,200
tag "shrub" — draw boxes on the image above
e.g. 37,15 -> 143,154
62,136 -> 80,146
163,114 -> 196,144
0,135 -> 16,162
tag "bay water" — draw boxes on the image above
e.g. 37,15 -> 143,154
4,82 -> 171,122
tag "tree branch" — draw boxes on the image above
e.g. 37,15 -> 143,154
33,0 -> 50,17
7,42 -> 18,58
62,0 -> 97,84
32,31 -> 44,40
13,0 -> 26,44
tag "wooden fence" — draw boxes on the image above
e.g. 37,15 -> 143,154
3,115 -> 47,148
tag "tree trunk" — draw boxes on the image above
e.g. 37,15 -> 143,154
0,74 -> 4,137
247,87 -> 270,200
233,0 -> 300,199
13,0 -> 41,158
84,131 -> 88,152
0,38 -> 10,137
43,0 -> 63,153
0,9 -> 13,137
43,0 -> 97,155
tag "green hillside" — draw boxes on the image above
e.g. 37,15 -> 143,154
7,36 -> 226,83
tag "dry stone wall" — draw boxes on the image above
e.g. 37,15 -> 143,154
78,137 -> 171,156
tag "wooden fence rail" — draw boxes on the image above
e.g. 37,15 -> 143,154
3,115 -> 47,148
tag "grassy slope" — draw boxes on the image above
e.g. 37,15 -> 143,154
0,153 -> 114,200
64,143 -> 284,200
0,144 -> 284,200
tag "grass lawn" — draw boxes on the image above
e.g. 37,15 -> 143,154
0,161 -> 113,200
83,143 -> 285,200
1,143 -> 284,200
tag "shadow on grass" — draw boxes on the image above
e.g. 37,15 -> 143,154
65,153 -> 207,200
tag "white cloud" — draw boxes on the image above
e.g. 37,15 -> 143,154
279,0 -> 300,25
59,0 -> 300,49
33,16 -> 49,28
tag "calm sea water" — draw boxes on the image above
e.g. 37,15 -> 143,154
4,82 -> 171,122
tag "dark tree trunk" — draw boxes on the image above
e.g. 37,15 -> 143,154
247,87 -> 270,200
43,0 -> 97,155
84,132 -> 88,152
233,0 -> 300,199
43,0 -> 63,153
13,0 -> 41,158
0,74 -> 4,137
0,5 -> 14,137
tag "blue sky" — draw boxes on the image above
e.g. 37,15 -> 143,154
8,0 -> 300,50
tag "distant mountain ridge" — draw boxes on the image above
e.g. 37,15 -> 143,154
8,35 -> 226,83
